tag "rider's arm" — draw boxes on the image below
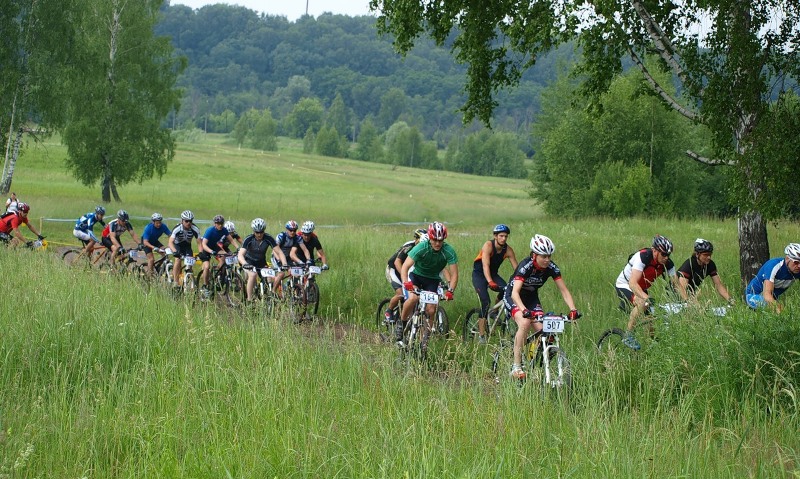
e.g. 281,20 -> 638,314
671,274 -> 687,301
677,275 -> 693,302
554,277 -> 577,311
274,247 -> 288,267
506,246 -> 519,270
762,279 -> 777,304
26,222 -> 42,238
628,269 -> 648,302
299,243 -> 311,262
400,256 -> 415,284
711,275 -> 733,302
237,247 -> 248,266
227,234 -> 241,249
201,237 -> 212,254
446,262 -> 458,292
316,247 -> 327,265
11,226 -> 27,243
481,241 -> 494,283
510,279 -> 525,311
289,246 -> 302,264
129,228 -> 140,244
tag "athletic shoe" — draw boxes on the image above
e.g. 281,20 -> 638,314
622,332 -> 641,351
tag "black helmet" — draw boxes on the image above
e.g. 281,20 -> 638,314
95,206 -> 106,215
117,209 -> 129,221
694,238 -> 713,254
652,235 -> 673,255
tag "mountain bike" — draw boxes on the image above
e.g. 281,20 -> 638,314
492,312 -> 575,396
462,297 -> 517,344
596,301 -> 729,352
376,295 -> 404,342
175,255 -> 197,297
397,287 -> 453,364
197,253 -> 244,308
62,243 -> 107,267
243,264 -> 282,316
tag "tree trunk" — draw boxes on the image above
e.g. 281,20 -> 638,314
738,210 -> 769,291
0,128 -> 23,195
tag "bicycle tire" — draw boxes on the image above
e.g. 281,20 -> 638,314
596,328 -> 627,351
462,308 -> 481,342
306,281 -> 320,316
531,345 -> 571,394
62,249 -> 83,266
435,306 -> 449,335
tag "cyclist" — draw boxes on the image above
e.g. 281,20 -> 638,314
140,213 -> 172,276
73,206 -> 106,257
0,203 -> 44,246
5,192 -> 19,214
272,220 -> 312,293
237,218 -> 288,303
221,221 -> 242,253
677,238 -> 734,305
745,243 -> 800,313
383,228 -> 427,324
199,214 -> 241,297
395,221 -> 459,353
472,224 -> 519,344
294,220 -> 329,269
614,235 -> 680,350
100,209 -> 140,267
503,234 -> 580,380
167,210 -> 201,285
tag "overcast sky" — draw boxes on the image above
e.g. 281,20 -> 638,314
172,0 -> 375,21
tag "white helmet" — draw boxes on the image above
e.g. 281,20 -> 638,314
530,234 -> 555,255
785,243 -> 800,261
224,221 -> 235,233
180,210 -> 194,221
301,220 -> 315,234
251,218 -> 266,233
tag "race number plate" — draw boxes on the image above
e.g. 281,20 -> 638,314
419,291 -> 439,305
260,268 -> 276,278
542,317 -> 564,333
184,257 -> 196,266
290,267 -> 304,277
308,266 -> 321,274
225,255 -> 237,265
128,250 -> 139,259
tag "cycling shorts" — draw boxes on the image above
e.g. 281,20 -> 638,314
385,265 -> 402,290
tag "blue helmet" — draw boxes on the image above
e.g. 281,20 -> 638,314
493,224 -> 511,235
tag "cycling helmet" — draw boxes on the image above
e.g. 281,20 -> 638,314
213,214 -> 224,224
17,203 -> 30,214
530,234 -> 555,255
694,238 -> 714,254
301,221 -> 315,234
427,221 -> 448,240
151,212 -> 163,222
180,210 -> 194,221
652,235 -> 673,255
419,233 -> 429,242
224,221 -> 235,233
285,220 -> 298,231
95,206 -> 106,215
413,228 -> 427,240
251,218 -> 266,233
493,224 -> 511,235
785,243 -> 800,261
117,209 -> 129,221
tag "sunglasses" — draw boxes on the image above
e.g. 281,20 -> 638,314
287,229 -> 297,232
790,259 -> 800,266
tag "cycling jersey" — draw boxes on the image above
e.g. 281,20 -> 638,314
503,256 -> 561,310
141,222 -> 172,244
0,212 -> 26,234
102,219 -> 133,238
275,231 -> 304,258
75,212 -> 104,232
677,255 -> 718,292
221,232 -> 241,252
201,225 -> 230,252
296,233 -> 323,262
170,223 -> 200,245
240,233 -> 278,267
472,239 -> 509,274
407,240 -> 457,280
615,248 -> 676,291
388,240 -> 415,273
746,257 -> 800,298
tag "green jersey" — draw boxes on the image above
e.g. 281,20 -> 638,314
408,240 -> 458,279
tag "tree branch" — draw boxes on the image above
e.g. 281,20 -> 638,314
685,149 -> 735,166
630,0 -> 690,87
628,46 -> 698,121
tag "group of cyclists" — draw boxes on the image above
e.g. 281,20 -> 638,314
0,195 -> 45,246
384,223 -> 800,379
72,206 -> 329,301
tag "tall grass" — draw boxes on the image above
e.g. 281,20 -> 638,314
2,137 -> 800,476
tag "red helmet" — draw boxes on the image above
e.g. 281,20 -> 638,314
17,202 -> 30,214
427,221 -> 447,240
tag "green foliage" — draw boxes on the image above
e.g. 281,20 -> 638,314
325,93 -> 352,141
209,109 -> 237,133
302,128 -> 315,154
353,118 -> 383,162
251,109 -> 278,151
446,130 -> 527,179
384,121 -> 437,168
314,125 -> 345,158
285,97 -> 324,138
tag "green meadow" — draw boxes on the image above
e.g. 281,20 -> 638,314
1,135 -> 799,477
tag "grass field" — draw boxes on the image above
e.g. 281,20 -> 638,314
1,135 -> 799,477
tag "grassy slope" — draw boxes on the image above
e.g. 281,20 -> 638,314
1,136 -> 799,477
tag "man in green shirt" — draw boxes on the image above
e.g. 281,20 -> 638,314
396,221 -> 459,350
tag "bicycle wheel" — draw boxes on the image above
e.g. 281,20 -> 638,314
222,274 -> 245,309
62,249 -> 83,266
306,281 -> 320,317
435,306 -> 449,336
462,308 -> 481,342
596,328 -> 627,352
530,345 -> 571,394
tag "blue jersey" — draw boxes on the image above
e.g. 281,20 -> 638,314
142,222 -> 171,243
746,257 -> 800,298
75,212 -> 104,232
275,231 -> 303,256
202,226 -> 230,251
